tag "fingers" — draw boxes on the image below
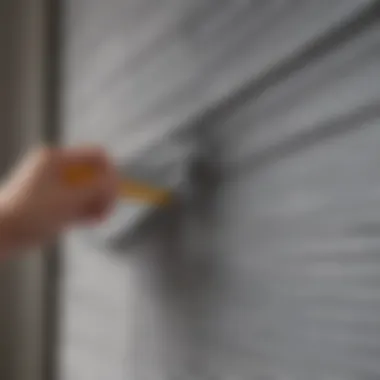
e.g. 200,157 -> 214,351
78,192 -> 117,223
54,146 -> 109,169
29,145 -> 119,224
58,146 -> 119,222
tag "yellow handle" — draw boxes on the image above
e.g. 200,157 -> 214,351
63,164 -> 173,206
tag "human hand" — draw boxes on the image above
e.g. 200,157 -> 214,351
0,146 -> 118,252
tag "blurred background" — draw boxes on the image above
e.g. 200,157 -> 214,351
0,1 -> 55,380
1,1 -> 380,380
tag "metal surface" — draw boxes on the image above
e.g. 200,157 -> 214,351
60,1 -> 380,379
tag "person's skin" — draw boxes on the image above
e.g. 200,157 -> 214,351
0,146 -> 118,256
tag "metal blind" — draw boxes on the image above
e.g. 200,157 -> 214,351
59,1 -> 380,379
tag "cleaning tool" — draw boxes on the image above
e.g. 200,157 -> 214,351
69,136 -> 197,251
63,162 -> 174,206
